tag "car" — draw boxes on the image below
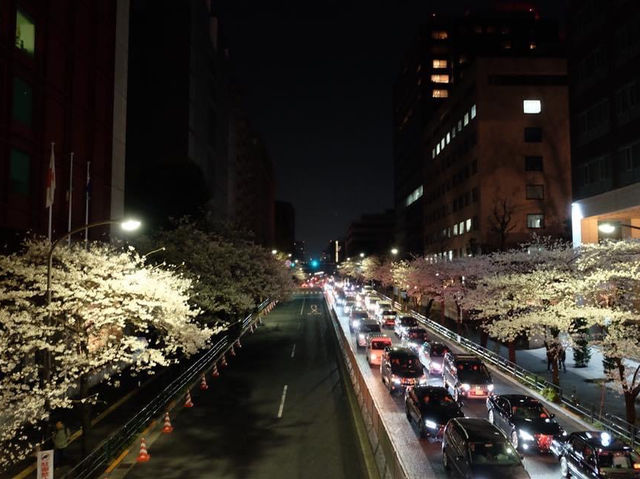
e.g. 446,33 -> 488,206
349,310 -> 369,332
355,320 -> 381,348
365,297 -> 379,313
375,301 -> 392,317
442,418 -> 530,479
394,316 -> 418,337
418,341 -> 449,375
401,327 -> 429,349
552,431 -> 640,479
442,353 -> 494,401
343,298 -> 356,315
380,346 -> 427,394
334,289 -> 346,306
379,310 -> 397,328
486,394 -> 565,453
405,386 -> 464,440
366,334 -> 392,366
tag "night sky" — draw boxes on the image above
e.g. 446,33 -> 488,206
215,0 -> 565,256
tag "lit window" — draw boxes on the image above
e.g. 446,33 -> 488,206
432,31 -> 448,40
432,148 -> 436,159
436,143 -> 441,155
451,127 -> 456,138
453,224 -> 458,235
529,42 -> 537,50
10,149 -> 30,194
523,100 -> 542,114
446,133 -> 451,144
465,218 -> 472,232
12,77 -> 33,126
431,74 -> 450,83
527,214 -> 544,229
471,104 -> 477,119
440,138 -> 445,150
405,185 -> 424,207
15,10 -> 35,55
464,113 -> 469,126
432,89 -> 448,98
432,59 -> 448,69
448,250 -> 453,260
457,120 -> 462,132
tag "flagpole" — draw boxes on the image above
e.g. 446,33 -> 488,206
85,161 -> 91,248
67,152 -> 74,246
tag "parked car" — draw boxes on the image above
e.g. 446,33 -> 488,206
379,310 -> 397,329
552,431 -> 640,479
349,310 -> 369,332
442,418 -> 530,479
401,327 -> 429,349
418,341 -> 449,375
380,346 -> 427,394
356,320 -> 381,348
405,386 -> 463,440
442,353 -> 494,401
366,334 -> 392,366
394,316 -> 418,336
486,394 -> 564,453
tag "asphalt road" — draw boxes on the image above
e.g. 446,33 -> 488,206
332,296 -> 589,479
126,293 -> 369,479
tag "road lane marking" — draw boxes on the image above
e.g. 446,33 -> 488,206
277,385 -> 288,418
299,299 -> 305,316
290,344 -> 296,358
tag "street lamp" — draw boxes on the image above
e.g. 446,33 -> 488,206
359,252 -> 365,258
271,249 -> 278,255
598,222 -> 640,234
390,247 -> 399,256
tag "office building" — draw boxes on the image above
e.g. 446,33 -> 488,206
345,210 -> 395,258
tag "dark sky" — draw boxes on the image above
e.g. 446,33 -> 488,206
215,0 -> 565,256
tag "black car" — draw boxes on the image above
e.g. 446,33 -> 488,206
402,327 -> 429,349
349,309 -> 369,332
442,353 -> 494,401
486,394 -> 564,453
551,431 -> 640,479
442,418 -> 530,479
394,316 -> 418,336
355,320 -> 381,348
405,386 -> 463,440
380,346 -> 427,394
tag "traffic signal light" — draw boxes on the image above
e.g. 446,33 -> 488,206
310,259 -> 319,268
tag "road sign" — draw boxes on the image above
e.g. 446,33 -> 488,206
37,450 -> 54,479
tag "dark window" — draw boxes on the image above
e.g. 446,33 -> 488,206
472,215 -> 479,230
525,156 -> 543,171
471,187 -> 479,202
12,77 -> 33,126
10,149 -> 30,194
526,185 -> 544,200
524,127 -> 542,142
471,159 -> 478,174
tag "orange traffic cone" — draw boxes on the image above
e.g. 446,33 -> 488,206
220,354 -> 227,367
236,338 -> 242,348
211,363 -> 220,377
162,412 -> 173,434
184,390 -> 194,408
200,375 -> 208,390
136,437 -> 151,462
230,344 -> 236,356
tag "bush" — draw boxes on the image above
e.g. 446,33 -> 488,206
541,387 -> 560,403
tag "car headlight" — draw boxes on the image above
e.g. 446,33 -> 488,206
461,383 -> 471,391
358,333 -> 365,339
487,384 -> 494,392
519,429 -> 535,441
391,375 -> 401,385
352,320 -> 360,328
562,429 -> 568,437
425,420 -> 438,430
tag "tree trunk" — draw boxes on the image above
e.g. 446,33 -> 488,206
425,298 -> 434,317
440,298 -> 446,324
480,330 -> 489,348
624,391 -> 637,426
508,341 -> 516,363
79,374 -> 91,457
551,354 -> 560,387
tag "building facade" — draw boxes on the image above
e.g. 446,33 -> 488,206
0,0 -> 128,245
568,1 -> 640,245
126,0 -> 232,229
423,57 -> 571,258
394,7 -> 560,256
345,210 -> 395,258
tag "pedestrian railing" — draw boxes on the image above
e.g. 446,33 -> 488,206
377,293 -> 640,448
64,299 -> 274,479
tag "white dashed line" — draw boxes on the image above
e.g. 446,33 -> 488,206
290,344 -> 296,358
299,299 -> 305,316
277,385 -> 288,418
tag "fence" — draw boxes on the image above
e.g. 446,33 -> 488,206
324,294 -> 408,479
377,292 -> 640,448
64,299 -> 274,479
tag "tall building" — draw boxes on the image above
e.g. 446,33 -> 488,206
0,0 -> 129,245
423,57 -> 571,258
275,201 -> 295,254
345,210 -> 395,258
568,1 -> 640,245
293,240 -> 305,261
125,0 -> 232,229
394,6 -> 561,256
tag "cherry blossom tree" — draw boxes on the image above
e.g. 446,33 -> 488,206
0,239 -> 211,469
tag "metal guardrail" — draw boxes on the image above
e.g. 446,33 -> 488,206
64,299 -> 273,479
376,292 -> 640,448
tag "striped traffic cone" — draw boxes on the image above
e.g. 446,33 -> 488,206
211,363 -> 220,377
236,338 -> 242,348
184,390 -> 194,408
220,354 -> 228,367
136,437 -> 151,462
230,344 -> 236,356
162,412 -> 173,434
200,374 -> 208,390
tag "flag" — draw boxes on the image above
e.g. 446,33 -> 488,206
45,143 -> 56,208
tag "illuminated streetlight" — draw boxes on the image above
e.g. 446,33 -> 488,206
359,252 -> 365,258
271,249 -> 278,255
390,247 -> 399,256
121,219 -> 142,231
